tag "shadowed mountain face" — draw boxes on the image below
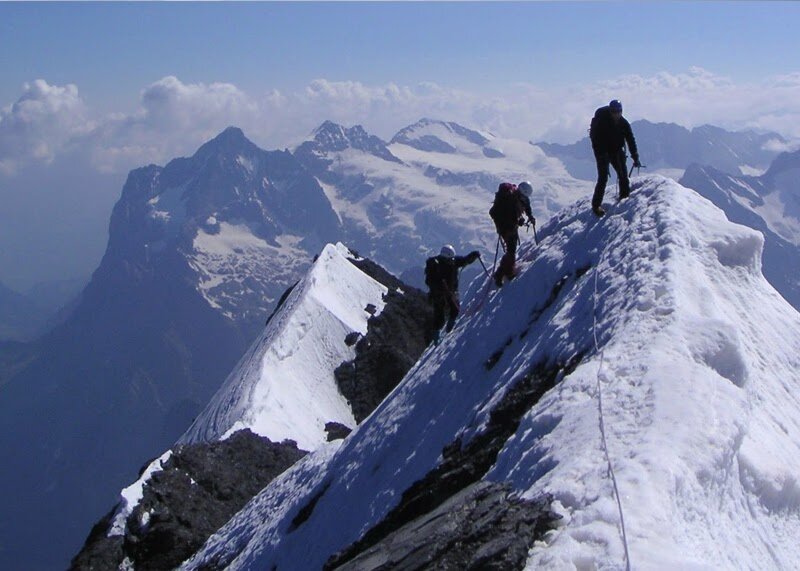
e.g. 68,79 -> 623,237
0,281 -> 48,341
0,127 -> 342,571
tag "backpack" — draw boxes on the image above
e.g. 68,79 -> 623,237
425,256 -> 441,290
489,183 -> 522,232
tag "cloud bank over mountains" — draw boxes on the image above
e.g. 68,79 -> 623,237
2,67 -> 799,177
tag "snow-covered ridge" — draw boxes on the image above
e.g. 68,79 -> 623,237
183,176 -> 800,570
179,243 -> 388,451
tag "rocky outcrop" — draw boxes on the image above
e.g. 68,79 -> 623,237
333,482 -> 554,571
70,430 -> 305,571
335,254 -> 433,422
325,357 -> 578,569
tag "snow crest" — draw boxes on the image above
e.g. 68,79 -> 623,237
183,176 -> 800,570
179,243 -> 388,451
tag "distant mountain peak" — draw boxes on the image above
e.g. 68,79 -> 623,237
764,148 -> 800,179
390,118 -> 492,153
194,126 -> 260,160
296,121 -> 403,164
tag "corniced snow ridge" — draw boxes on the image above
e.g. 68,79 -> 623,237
181,175 -> 800,571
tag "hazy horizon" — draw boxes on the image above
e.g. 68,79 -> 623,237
2,1 -> 799,290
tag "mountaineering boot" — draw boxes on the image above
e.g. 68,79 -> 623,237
619,189 -> 630,200
592,205 -> 606,217
432,329 -> 441,346
494,271 -> 503,288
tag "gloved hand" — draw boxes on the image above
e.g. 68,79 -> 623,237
530,217 -> 536,226
632,155 -> 642,168
518,218 -> 526,227
468,250 -> 480,262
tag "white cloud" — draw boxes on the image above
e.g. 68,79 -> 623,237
89,76 -> 261,172
762,138 -> 799,154
0,80 -> 90,174
2,69 -> 800,177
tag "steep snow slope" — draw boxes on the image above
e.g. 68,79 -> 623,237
183,176 -> 800,570
180,243 -> 388,451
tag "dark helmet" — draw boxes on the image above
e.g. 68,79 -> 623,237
609,99 -> 623,113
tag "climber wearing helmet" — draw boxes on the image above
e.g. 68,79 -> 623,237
424,244 -> 481,342
589,99 -> 641,216
489,181 -> 536,287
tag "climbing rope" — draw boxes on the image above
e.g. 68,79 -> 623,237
591,202 -> 632,571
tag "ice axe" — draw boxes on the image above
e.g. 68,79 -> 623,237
524,221 -> 539,245
629,163 -> 646,177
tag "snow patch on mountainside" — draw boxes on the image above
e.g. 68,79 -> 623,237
189,224 -> 308,318
182,176 -> 800,571
757,190 -> 800,246
180,243 -> 388,451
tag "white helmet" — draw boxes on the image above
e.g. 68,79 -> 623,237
518,181 -> 533,197
440,244 -> 456,258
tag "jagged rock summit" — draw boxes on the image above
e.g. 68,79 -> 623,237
295,121 -> 404,169
122,125 -> 341,322
181,176 -> 800,570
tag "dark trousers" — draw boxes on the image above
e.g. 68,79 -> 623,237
592,150 -> 630,208
431,289 -> 460,332
495,230 -> 519,282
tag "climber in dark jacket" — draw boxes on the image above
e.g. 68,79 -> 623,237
425,245 -> 480,338
590,99 -> 641,216
489,181 -> 535,286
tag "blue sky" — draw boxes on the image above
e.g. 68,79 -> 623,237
2,2 -> 798,106
1,1 -> 799,289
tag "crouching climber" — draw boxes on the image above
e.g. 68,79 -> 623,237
489,181 -> 535,287
425,245 -> 480,342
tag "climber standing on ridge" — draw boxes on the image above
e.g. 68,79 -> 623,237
489,181 -> 536,287
425,245 -> 480,343
590,99 -> 641,217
